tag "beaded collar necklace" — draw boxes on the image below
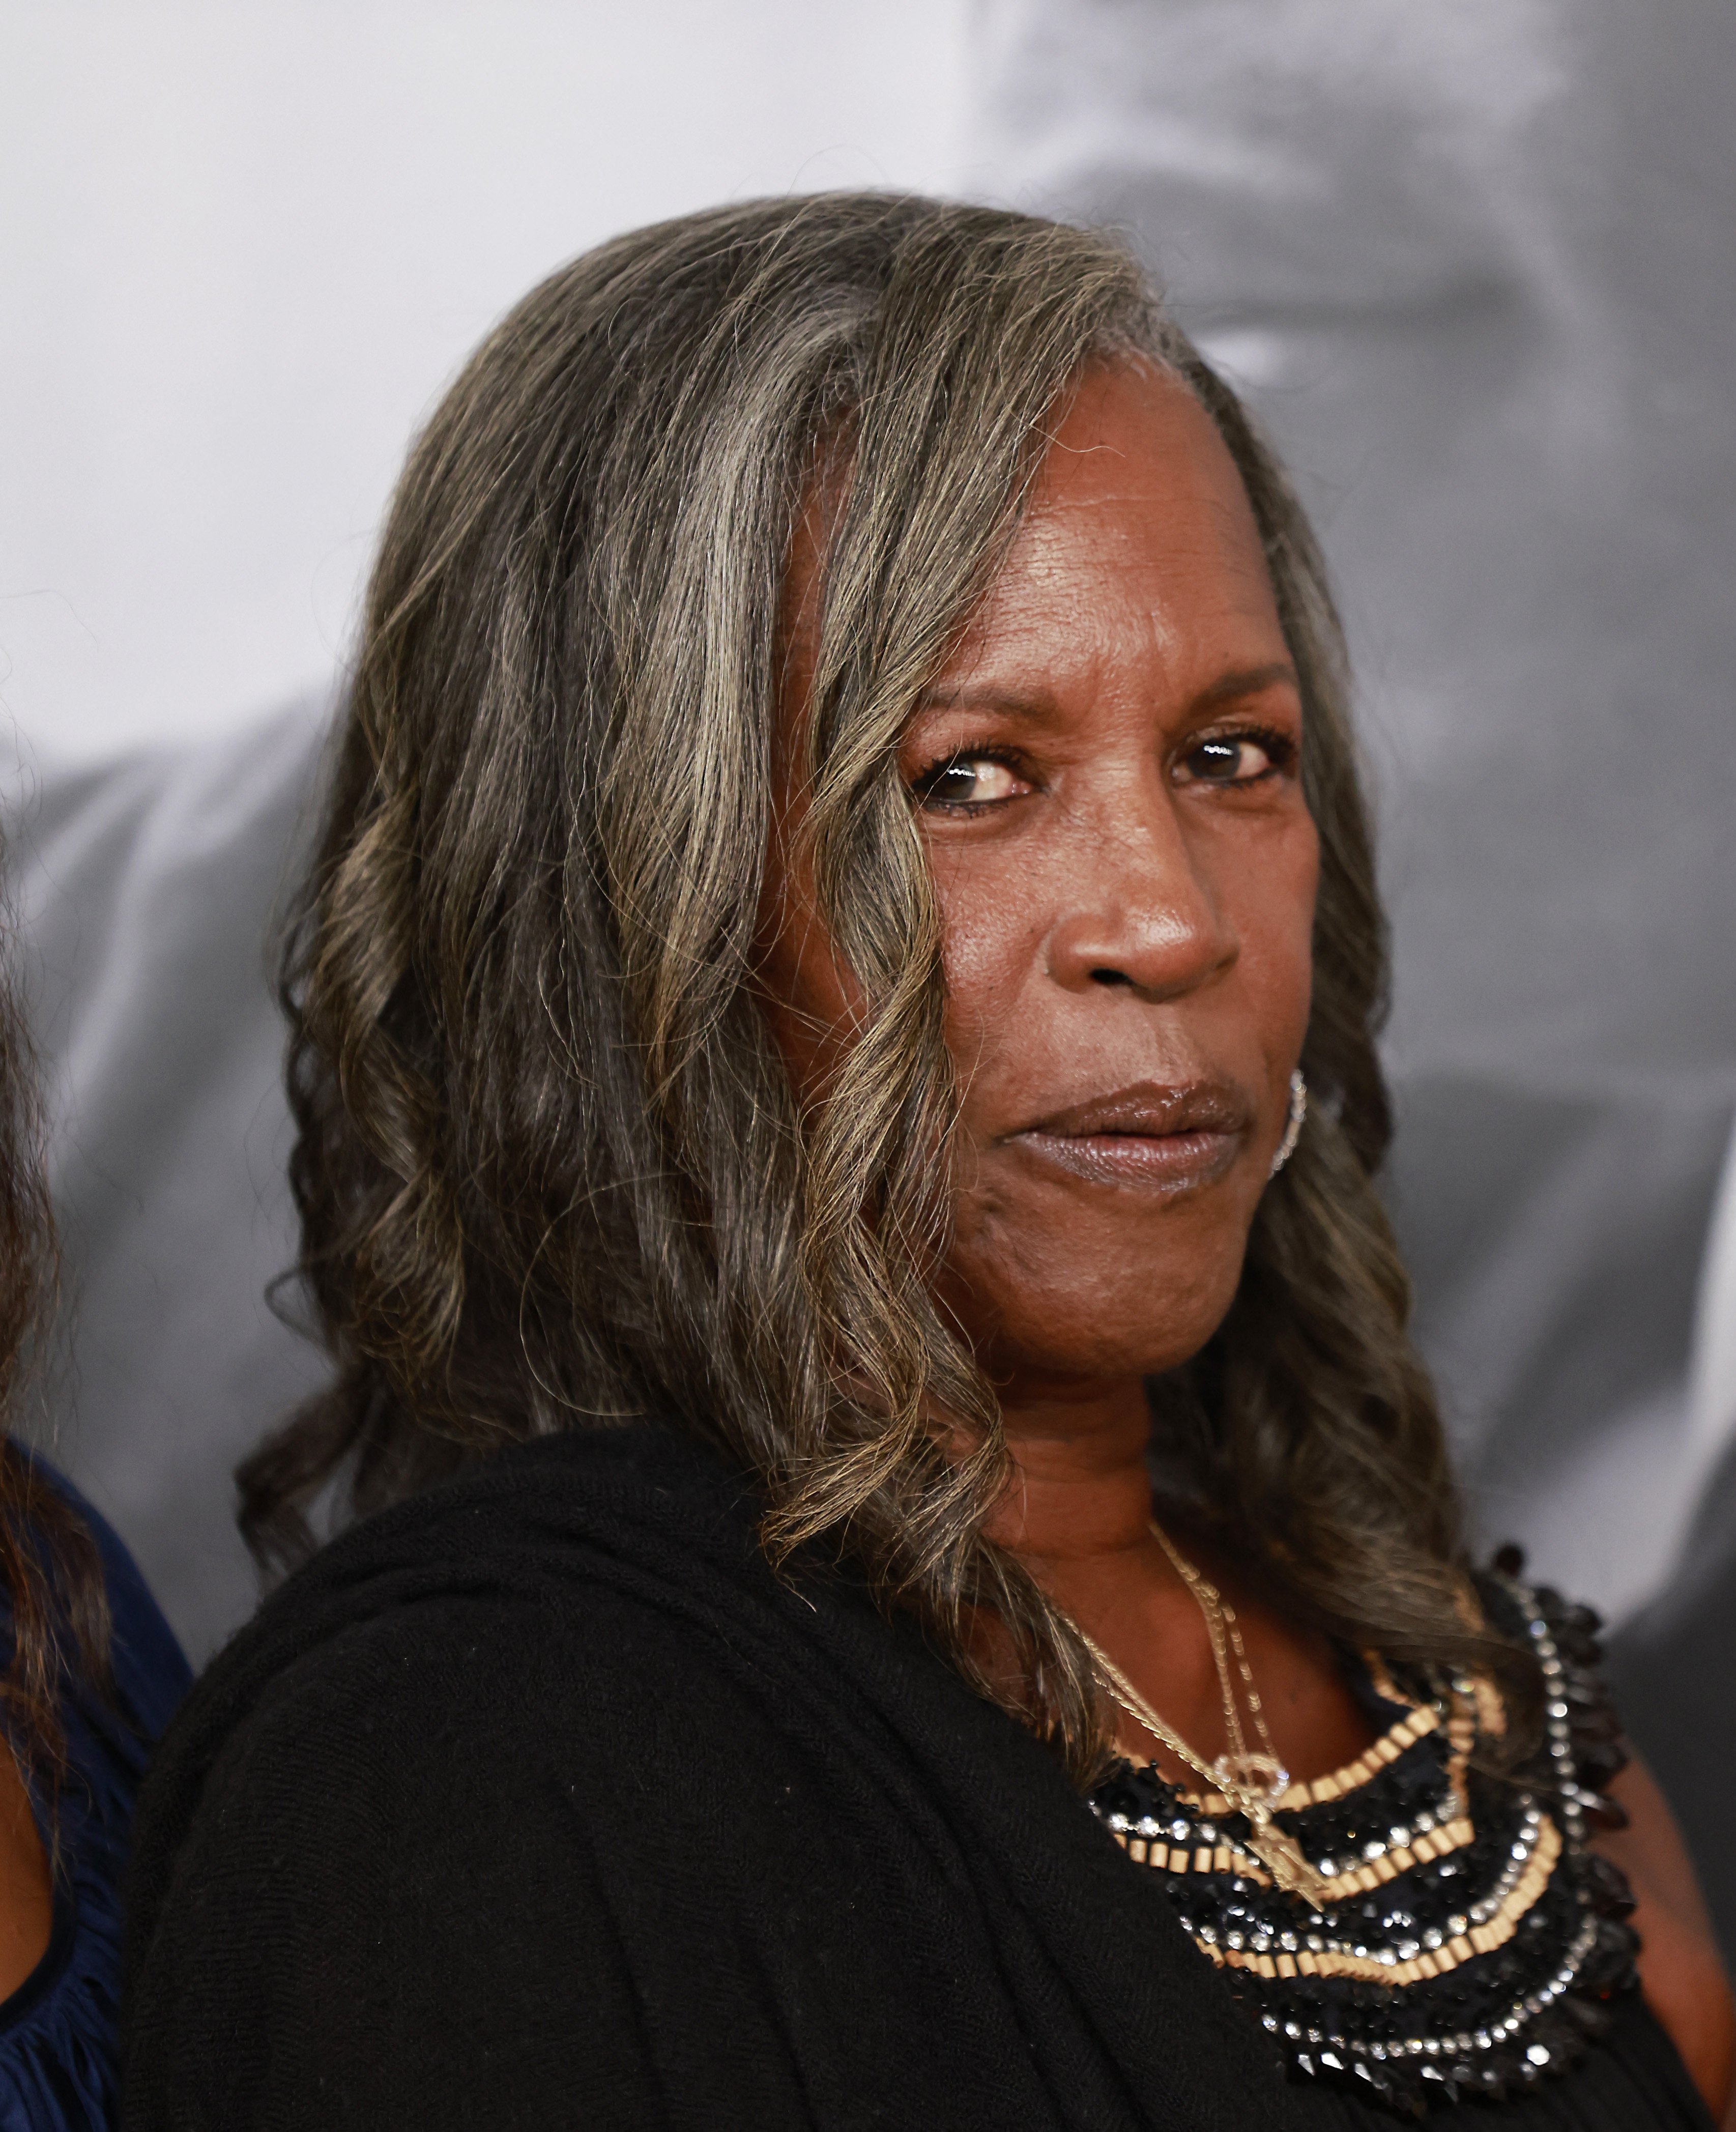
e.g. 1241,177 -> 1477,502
1085,1569 -> 1638,2110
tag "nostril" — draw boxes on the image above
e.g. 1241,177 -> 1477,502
1089,967 -> 1133,988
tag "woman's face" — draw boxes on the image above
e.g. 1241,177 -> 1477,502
763,360 -> 1318,1397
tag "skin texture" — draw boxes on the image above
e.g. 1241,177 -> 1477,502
1603,1761 -> 1736,2127
0,1747 -> 50,2000
760,359 -> 1733,2115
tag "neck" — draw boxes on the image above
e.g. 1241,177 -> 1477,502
980,1372 -> 1156,1569
972,1368 -> 1383,1798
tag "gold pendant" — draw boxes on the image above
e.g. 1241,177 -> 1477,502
1241,1815 -> 1338,1912
1214,1752 -> 1289,1802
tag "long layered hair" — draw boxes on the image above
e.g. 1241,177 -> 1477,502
0,888 -> 106,1791
242,194 -> 1535,1780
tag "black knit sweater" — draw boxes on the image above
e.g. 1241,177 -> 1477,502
121,1425 -> 1707,2129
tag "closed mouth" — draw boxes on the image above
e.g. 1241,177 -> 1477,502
1005,1080 -> 1251,1193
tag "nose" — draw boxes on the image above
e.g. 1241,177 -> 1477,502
1043,797 -> 1237,1001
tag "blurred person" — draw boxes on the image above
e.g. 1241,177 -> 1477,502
0,884 -> 188,2124
123,197 -> 1727,2127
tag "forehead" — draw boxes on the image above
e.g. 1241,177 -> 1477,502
950,361 -> 1281,676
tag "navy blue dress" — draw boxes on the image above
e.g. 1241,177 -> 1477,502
0,1461 -> 189,2128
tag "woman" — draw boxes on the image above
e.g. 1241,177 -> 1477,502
123,196 -> 1729,2127
0,895 -> 189,2123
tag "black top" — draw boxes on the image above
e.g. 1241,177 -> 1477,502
121,1425 -> 1709,2130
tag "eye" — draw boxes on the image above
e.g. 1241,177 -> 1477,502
1175,730 -> 1292,786
911,753 -> 1031,813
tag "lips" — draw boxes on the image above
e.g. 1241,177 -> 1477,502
1005,1079 -> 1252,1193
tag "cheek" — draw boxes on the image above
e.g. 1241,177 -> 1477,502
1238,817 -> 1320,1051
925,811 -> 1321,1381
927,855 -> 1049,1076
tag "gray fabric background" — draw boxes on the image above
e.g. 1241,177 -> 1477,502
7,0 -> 1736,1942
12,706 -> 333,1649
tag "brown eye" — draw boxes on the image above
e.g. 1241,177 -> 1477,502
914,755 -> 1029,812
1177,734 -> 1283,785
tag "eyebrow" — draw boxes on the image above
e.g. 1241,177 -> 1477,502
911,685 -> 1057,721
1190,661 -> 1300,712
912,662 -> 1300,721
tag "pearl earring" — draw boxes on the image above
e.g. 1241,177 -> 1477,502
1269,1070 -> 1307,1177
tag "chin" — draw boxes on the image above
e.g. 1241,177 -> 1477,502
949,1170 -> 1256,1376
1008,1304 -> 1235,1383
958,1248 -> 1249,1385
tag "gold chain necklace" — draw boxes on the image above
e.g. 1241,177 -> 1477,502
1147,1521 -> 1283,1800
1077,1521 -> 1338,1911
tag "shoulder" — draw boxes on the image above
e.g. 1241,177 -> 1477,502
0,1454 -> 188,2129
4,1448 -> 190,1741
127,1421 -> 985,2009
123,1576 -> 737,2128
199,1419 -> 782,1744
1479,1554 -> 1735,2118
209,1563 -> 763,1790
146,1580 -> 682,1932
132,1427 -> 828,1912
122,1440 -> 917,2127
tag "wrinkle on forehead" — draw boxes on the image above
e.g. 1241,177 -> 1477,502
945,364 -> 1283,689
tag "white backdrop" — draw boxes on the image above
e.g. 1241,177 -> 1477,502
1,0 -> 970,770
